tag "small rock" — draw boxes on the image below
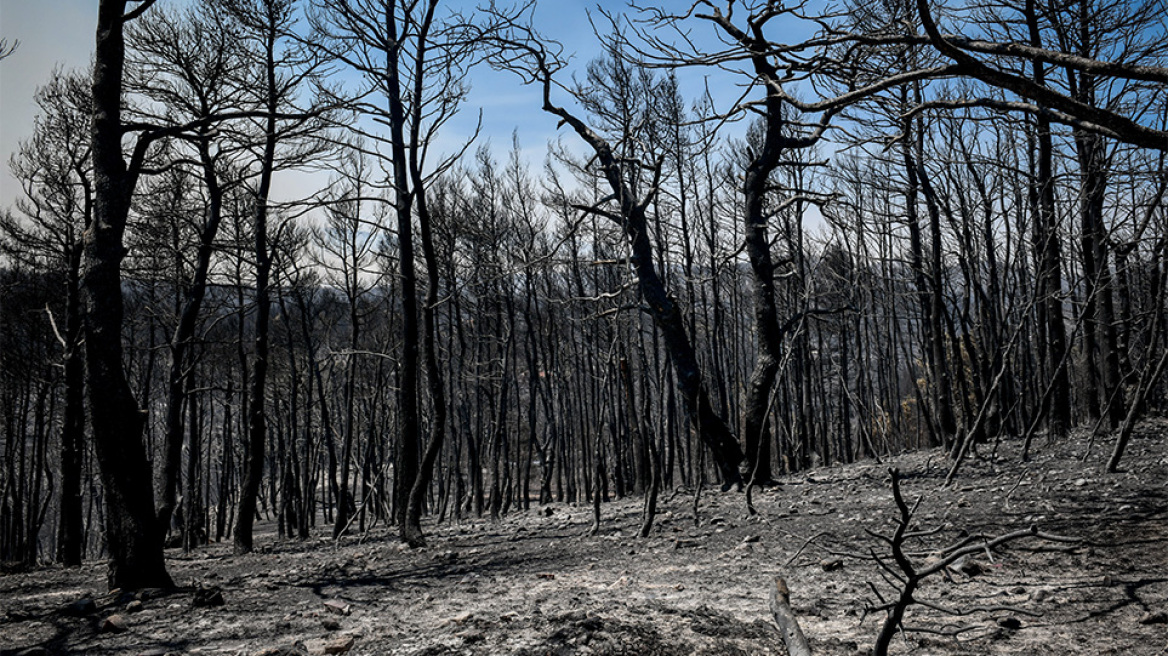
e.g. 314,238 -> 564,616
100,614 -> 128,634
1074,478 -> 1088,487
304,635 -> 356,655
322,618 -> 342,631
325,636 -> 356,655
742,535 -> 761,544
65,598 -> 97,617
997,617 -> 1022,630
820,558 -> 844,572
1033,588 -> 1051,602
126,600 -> 144,613
192,586 -> 225,608
536,572 -> 555,580
1139,611 -> 1168,625
323,599 -> 351,616
252,648 -> 308,656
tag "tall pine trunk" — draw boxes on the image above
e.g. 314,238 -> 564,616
84,0 -> 173,589
234,12 -> 280,554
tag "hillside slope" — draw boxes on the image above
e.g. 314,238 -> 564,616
2,422 -> 1166,655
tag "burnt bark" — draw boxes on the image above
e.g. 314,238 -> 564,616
903,113 -> 958,445
234,3 -> 280,555
535,77 -> 744,489
1026,0 -> 1073,436
57,240 -> 86,566
384,5 -> 422,532
157,136 -> 225,544
401,0 -> 444,548
84,0 -> 173,589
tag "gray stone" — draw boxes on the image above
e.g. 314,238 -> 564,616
304,635 -> 356,655
100,614 -> 128,634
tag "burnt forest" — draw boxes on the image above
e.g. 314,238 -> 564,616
0,1 -> 1166,654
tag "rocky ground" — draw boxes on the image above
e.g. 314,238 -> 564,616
2,421 -> 1167,656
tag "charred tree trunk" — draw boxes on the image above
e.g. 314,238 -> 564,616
903,111 -> 957,445
84,0 -> 173,589
158,136 -> 225,543
388,13 -> 422,530
57,243 -> 86,566
530,66 -> 744,489
401,1 -> 448,547
1027,0 -> 1073,436
234,8 -> 280,554
1074,117 -> 1127,427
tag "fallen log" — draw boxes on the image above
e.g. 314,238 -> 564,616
769,577 -> 812,656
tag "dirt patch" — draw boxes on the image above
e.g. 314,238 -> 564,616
3,422 -> 1167,655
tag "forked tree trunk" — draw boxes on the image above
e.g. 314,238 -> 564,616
379,4 -> 422,532
401,0 -> 447,548
536,84 -> 744,489
84,0 -> 173,590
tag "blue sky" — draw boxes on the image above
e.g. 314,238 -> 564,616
2,0 -> 751,209
1,0 -> 98,206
